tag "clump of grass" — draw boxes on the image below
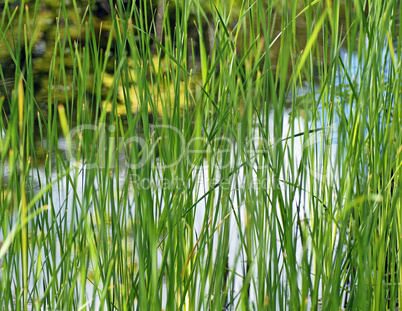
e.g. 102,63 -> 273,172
0,0 -> 401,309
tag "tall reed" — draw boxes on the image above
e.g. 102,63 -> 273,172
0,0 -> 401,309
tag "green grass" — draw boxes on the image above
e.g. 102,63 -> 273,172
0,0 -> 401,309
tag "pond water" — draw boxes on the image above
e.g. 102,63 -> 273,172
0,111 -> 307,309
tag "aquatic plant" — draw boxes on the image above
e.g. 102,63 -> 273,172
0,0 -> 401,310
